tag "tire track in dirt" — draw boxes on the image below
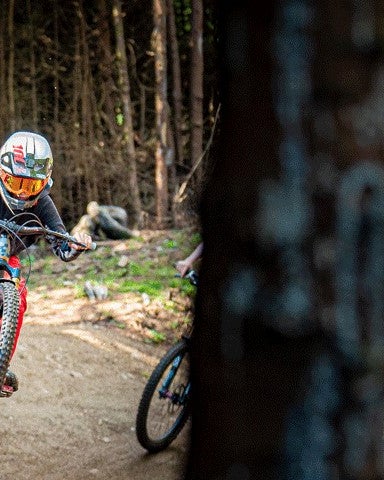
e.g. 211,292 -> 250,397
1,319 -> 189,480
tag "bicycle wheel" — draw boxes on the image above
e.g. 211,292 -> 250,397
0,282 -> 20,392
136,339 -> 191,453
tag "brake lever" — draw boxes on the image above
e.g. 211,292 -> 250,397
65,237 -> 97,251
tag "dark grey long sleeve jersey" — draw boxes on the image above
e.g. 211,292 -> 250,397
0,192 -> 81,262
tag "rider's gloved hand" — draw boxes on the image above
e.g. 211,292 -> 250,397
70,232 -> 93,251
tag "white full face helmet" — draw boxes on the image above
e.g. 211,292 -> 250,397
0,131 -> 53,211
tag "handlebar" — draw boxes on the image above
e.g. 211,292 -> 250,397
175,269 -> 198,286
0,219 -> 97,251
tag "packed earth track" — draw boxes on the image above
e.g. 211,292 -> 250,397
1,234 -> 194,479
1,321 -> 189,479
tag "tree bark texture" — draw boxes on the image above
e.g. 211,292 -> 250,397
26,0 -> 38,130
112,0 -> 143,227
167,0 -> 184,168
190,0 -> 204,185
0,6 -> 7,139
153,0 -> 169,228
186,1 -> 384,479
7,0 -> 15,132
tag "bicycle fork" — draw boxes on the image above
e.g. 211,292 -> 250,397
158,354 -> 190,405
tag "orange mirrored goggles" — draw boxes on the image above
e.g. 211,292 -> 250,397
0,172 -> 48,197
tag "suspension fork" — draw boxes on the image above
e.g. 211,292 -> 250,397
158,354 -> 186,402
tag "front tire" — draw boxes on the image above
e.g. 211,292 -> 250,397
136,339 -> 190,453
0,282 -> 20,391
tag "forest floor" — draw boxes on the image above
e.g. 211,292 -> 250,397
0,230 -> 198,480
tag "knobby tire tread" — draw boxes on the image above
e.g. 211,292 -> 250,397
0,282 -> 20,387
136,339 -> 190,453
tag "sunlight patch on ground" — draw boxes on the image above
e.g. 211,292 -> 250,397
62,327 -> 162,367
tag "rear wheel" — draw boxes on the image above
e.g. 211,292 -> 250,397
0,282 -> 20,395
136,339 -> 191,453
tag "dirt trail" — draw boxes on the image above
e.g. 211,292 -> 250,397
1,291 -> 189,479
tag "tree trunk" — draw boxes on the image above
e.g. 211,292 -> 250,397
167,0 -> 184,167
167,0 -> 186,227
112,0 -> 143,228
7,0 -> 15,131
95,0 -> 119,207
0,7 -> 7,140
186,1 -> 384,479
26,0 -> 38,130
70,22 -> 83,224
51,0 -> 63,215
74,0 -> 94,204
190,0 -> 204,185
78,0 -> 102,204
153,0 -> 169,228
96,0 -> 119,139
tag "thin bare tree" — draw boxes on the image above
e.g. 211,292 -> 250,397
153,0 -> 169,227
95,0 -> 122,206
167,0 -> 184,167
0,6 -> 7,140
26,0 -> 38,130
112,0 -> 143,227
8,0 -> 15,131
190,0 -> 204,185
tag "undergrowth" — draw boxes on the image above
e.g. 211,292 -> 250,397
21,229 -> 201,344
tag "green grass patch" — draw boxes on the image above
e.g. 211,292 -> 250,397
162,300 -> 179,312
74,284 -> 87,298
22,229 -> 200,303
118,278 -> 165,297
162,238 -> 178,249
148,329 -> 166,344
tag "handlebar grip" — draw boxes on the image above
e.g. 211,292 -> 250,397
61,239 -> 97,252
174,269 -> 198,286
73,241 -> 97,251
75,241 -> 97,251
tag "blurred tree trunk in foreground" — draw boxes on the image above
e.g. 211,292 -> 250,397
186,1 -> 384,479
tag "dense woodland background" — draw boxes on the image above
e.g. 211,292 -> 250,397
0,0 -> 218,229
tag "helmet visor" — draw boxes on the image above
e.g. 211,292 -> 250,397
0,172 -> 48,198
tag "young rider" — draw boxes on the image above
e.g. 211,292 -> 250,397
0,131 -> 93,397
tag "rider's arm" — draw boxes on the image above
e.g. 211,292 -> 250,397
32,196 -> 86,262
175,242 -> 203,277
